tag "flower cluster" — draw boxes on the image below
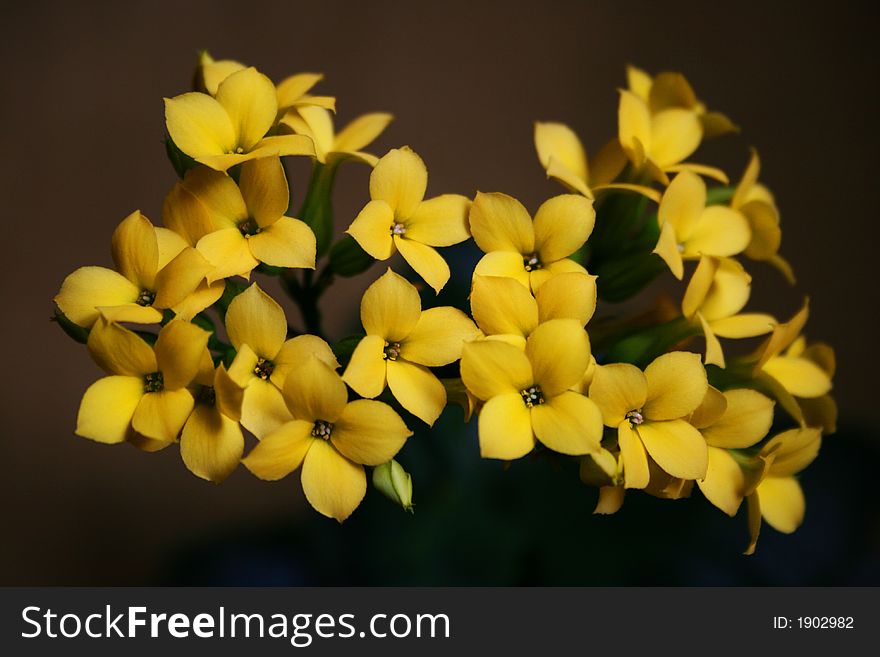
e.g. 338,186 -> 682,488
54,57 -> 834,550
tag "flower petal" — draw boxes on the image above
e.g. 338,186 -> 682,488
649,108 -> 702,168
473,251 -> 530,289
347,199 -> 395,260
272,335 -> 339,389
247,216 -> 316,269
369,147 -> 427,219
637,419 -> 708,480
659,170 -> 705,242
702,388 -> 775,449
87,319 -> 156,376
153,247 -> 213,309
360,268 -> 421,341
468,191 -> 535,255
75,376 -> 143,444
711,314 -> 776,338
334,112 -> 393,153
180,166 -> 247,227
684,206 -> 751,258
276,72 -> 324,110
342,335 -> 388,398
239,157 -> 289,227
470,275 -> 538,338
400,307 -> 480,367
225,283 -> 287,358
405,194 -> 471,246
164,92 -> 235,159
132,388 -> 195,442
528,257 -> 589,291
763,427 -> 821,478
525,319 -> 590,398
154,320 -> 211,390
162,182 -> 214,246
386,359 -> 446,425
172,280 -> 225,322
534,122 -> 589,186
618,420 -> 650,489
301,439 -> 367,522
196,228 -> 259,281
762,356 -> 832,398
180,405 -> 245,483
698,446 -> 746,517
588,363 -> 648,427
460,339 -> 533,401
283,356 -> 348,423
55,266 -> 139,328
688,385 -> 728,430
242,420 -> 313,480
534,271 -> 597,325
643,351 -> 707,420
618,90 -> 653,165
331,399 -> 412,465
652,220 -> 684,280
533,194 -> 595,263
394,236 -> 450,294
215,67 -> 277,150
757,477 -> 805,534
531,391 -> 603,455
682,256 -> 718,318
240,379 -> 292,439
112,211 -> 159,290
477,393 -> 536,460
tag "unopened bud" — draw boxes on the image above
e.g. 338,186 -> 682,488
372,459 -> 413,512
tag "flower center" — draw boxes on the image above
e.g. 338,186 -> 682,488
520,385 -> 545,408
144,371 -> 164,393
226,146 -> 245,155
523,253 -> 542,272
195,385 -> 216,406
383,341 -> 402,361
136,289 -> 156,307
238,218 -> 261,238
626,409 -> 644,426
390,222 -> 407,236
253,358 -> 275,380
312,420 -> 333,439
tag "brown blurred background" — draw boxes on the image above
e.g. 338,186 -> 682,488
1,0 -> 877,585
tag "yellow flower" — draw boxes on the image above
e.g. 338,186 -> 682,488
682,256 -> 776,367
692,387 -> 775,517
280,106 -> 393,166
589,351 -> 709,489
163,157 -> 316,281
469,192 -> 595,292
346,147 -> 471,293
652,171 -> 751,279
225,284 -> 339,437
749,301 -> 833,424
618,85 -> 730,185
343,269 -> 480,425
730,150 -> 794,281
243,356 -> 412,522
180,358 -> 246,483
55,211 -> 219,327
788,337 -> 837,434
626,65 -> 738,138
76,319 -> 209,444
165,67 -> 315,171
745,427 -> 822,554
470,272 -> 597,349
460,319 -> 603,460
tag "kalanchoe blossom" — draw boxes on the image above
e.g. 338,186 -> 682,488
280,106 -> 393,167
77,319 -> 210,445
346,147 -> 471,293
225,284 -> 339,438
343,269 -> 480,425
55,211 -> 220,327
469,192 -> 595,292
163,157 -> 316,281
165,67 -> 316,171
243,356 -> 412,522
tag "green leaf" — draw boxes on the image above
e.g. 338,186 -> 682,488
51,311 -> 89,344
331,334 -> 366,369
299,161 -> 339,258
328,235 -> 376,277
596,253 -> 667,303
706,185 -> 736,206
164,134 -> 198,179
216,279 -> 249,319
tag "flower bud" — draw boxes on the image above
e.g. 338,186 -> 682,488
372,459 -> 413,512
